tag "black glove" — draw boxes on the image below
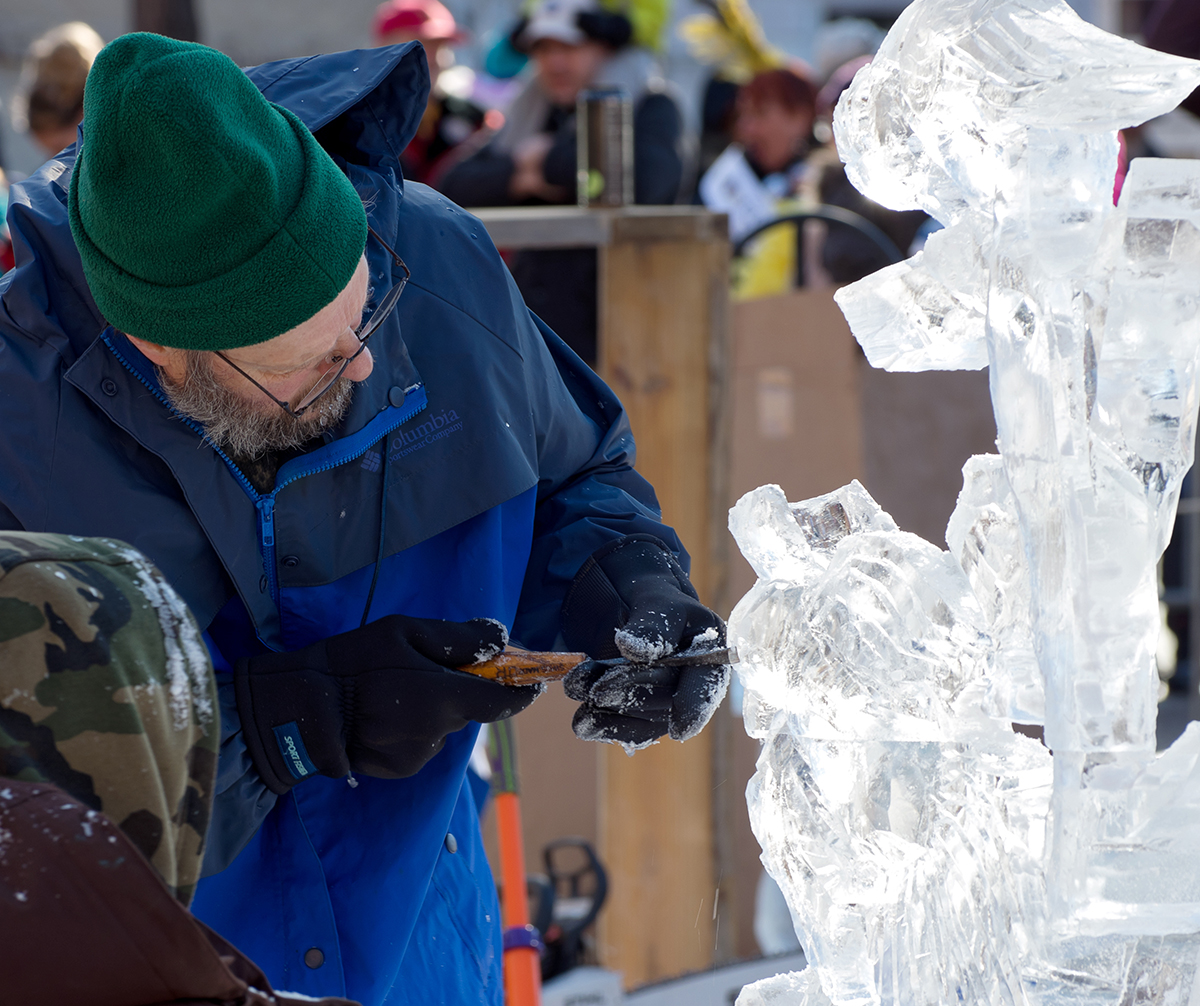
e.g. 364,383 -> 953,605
560,535 -> 730,748
235,615 -> 540,794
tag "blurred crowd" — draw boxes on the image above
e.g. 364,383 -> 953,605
3,0 -> 1200,354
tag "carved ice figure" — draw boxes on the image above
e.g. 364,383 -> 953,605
733,482 -> 1052,1004
731,1 -> 1200,1003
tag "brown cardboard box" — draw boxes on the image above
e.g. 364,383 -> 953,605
728,288 -> 866,604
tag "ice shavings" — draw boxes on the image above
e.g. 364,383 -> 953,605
615,624 -> 672,664
118,547 -> 213,732
471,618 -> 510,664
732,1 -> 1200,1004
684,625 -> 722,654
737,968 -> 831,1006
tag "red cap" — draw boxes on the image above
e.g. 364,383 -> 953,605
373,0 -> 466,44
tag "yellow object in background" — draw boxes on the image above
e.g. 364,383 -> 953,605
610,0 -> 671,51
679,0 -> 783,82
732,220 -> 797,301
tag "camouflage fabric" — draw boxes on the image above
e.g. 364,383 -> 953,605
0,532 -> 217,905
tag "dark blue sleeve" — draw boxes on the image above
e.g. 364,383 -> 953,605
199,631 -> 278,878
511,314 -> 689,650
0,500 -> 22,530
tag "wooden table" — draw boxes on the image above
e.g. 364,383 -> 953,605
472,205 -> 733,986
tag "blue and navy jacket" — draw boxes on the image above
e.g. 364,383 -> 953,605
0,43 -> 685,1006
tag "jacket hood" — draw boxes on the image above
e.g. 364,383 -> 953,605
246,42 -> 431,181
1,42 -> 432,362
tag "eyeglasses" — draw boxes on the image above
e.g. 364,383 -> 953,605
215,225 -> 410,418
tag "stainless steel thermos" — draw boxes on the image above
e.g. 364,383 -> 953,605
576,87 -> 633,208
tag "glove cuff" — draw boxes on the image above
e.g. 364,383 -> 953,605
234,659 -> 304,795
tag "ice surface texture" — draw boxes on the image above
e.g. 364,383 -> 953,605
732,1 -> 1200,1003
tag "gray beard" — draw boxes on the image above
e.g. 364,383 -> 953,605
160,351 -> 356,459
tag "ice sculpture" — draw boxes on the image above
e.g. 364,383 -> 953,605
731,2 -> 1200,1003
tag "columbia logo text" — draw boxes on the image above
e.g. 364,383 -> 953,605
389,409 -> 463,461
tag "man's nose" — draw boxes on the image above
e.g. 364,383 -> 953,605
329,326 -> 372,382
345,345 -> 374,382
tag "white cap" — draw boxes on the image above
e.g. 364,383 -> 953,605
520,0 -> 599,48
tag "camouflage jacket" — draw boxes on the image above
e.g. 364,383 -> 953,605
0,533 -> 358,1004
0,532 -> 216,902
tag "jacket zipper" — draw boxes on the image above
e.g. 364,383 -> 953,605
257,496 -> 278,602
251,388 -> 426,604
101,332 -> 427,607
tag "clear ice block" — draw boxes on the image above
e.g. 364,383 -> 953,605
732,1 -> 1200,1003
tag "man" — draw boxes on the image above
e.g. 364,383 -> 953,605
0,31 -> 728,1006
439,0 -> 684,362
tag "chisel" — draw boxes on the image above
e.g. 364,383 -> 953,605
460,646 -> 737,686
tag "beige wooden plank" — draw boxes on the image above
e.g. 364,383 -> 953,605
609,208 -> 729,245
470,206 -> 729,250
471,206 -> 612,249
594,233 -> 730,987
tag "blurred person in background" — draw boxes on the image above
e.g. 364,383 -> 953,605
373,0 -> 502,186
440,0 -> 683,363
733,68 -> 816,197
698,65 -> 817,299
13,21 -> 104,158
679,0 -> 794,183
702,57 -> 927,299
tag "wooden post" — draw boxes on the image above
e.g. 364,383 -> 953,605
595,213 -> 730,987
471,206 -> 731,989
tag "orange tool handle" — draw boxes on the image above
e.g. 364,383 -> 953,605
495,790 -> 541,1006
459,647 -> 589,686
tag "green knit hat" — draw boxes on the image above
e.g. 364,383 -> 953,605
68,33 -> 367,351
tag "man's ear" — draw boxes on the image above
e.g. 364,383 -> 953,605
124,334 -> 187,384
124,333 -> 174,367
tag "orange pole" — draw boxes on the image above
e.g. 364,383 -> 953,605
495,790 -> 542,1006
